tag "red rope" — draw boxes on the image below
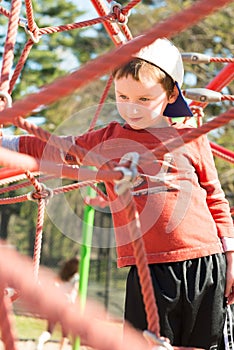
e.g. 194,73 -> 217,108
122,0 -> 142,15
0,1 -> 232,346
0,180 -> 35,194
0,0 -> 21,108
32,197 -> 46,280
140,108 -> 234,165
36,6 -> 133,44
24,170 -> 49,279
0,5 -> 11,18
1,0 -> 233,125
0,170 -> 109,207
9,39 -> 34,94
210,57 -> 234,63
187,62 -> 234,163
91,0 -> 134,43
0,194 -> 28,205
121,23 -> 133,41
11,90 -> 229,341
13,116 -> 119,171
90,0 -> 123,45
1,0 -> 130,105
190,63 -> 234,109
25,0 -> 39,42
88,75 -> 114,131
0,243 -> 204,350
12,107 -> 234,176
38,15 -> 118,36
0,167 -> 28,181
210,141 -> 234,164
221,95 -> 234,101
0,244 -> 152,350
112,5 -> 128,25
0,146 -> 124,183
0,109 -> 233,187
120,190 -> 161,336
0,180 -> 109,212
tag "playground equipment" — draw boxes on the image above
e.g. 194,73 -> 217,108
0,1 -> 233,349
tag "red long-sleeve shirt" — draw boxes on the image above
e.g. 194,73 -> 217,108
19,122 -> 234,267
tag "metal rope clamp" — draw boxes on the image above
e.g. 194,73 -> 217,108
114,152 -> 139,195
27,184 -> 53,205
0,91 -> 12,108
19,18 -> 40,44
183,88 -> 223,103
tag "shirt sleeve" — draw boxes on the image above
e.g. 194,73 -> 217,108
221,237 -> 234,252
2,135 -> 80,164
190,134 -> 234,240
19,135 -> 76,163
2,123 -> 115,165
2,135 -> 20,151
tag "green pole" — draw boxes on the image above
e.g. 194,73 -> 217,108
73,185 -> 95,350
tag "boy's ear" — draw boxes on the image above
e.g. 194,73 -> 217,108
168,84 -> 179,104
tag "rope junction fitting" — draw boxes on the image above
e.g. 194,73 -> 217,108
143,330 -> 174,350
182,52 -> 211,63
19,18 -> 40,43
114,152 -> 139,195
182,52 -> 234,64
0,91 -> 12,108
184,88 -> 224,102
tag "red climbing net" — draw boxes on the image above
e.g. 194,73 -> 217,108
0,1 -> 233,349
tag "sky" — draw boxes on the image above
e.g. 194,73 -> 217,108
76,1 -> 100,19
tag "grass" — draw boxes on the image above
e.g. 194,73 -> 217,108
13,315 -> 62,340
9,259 -> 128,341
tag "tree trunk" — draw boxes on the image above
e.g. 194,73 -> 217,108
0,206 -> 11,240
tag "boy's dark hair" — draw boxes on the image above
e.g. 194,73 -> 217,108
59,257 -> 79,282
112,58 -> 175,98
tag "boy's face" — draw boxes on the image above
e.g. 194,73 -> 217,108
114,75 -> 172,130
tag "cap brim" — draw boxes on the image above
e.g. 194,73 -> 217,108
164,82 -> 193,118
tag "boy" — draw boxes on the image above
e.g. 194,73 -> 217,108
1,38 -> 234,349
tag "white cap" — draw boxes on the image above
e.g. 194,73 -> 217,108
134,38 -> 184,87
133,37 -> 193,118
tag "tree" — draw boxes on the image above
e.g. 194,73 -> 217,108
0,0 -> 97,242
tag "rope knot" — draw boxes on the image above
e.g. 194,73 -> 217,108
109,1 -> 130,25
190,106 -> 204,119
27,184 -> 53,204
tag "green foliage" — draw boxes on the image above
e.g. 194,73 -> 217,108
210,122 -> 234,208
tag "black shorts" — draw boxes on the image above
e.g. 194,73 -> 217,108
124,254 -> 227,350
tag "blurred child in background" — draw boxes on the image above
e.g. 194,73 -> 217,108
36,256 -> 79,350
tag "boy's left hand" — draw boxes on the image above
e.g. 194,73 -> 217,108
225,251 -> 234,304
